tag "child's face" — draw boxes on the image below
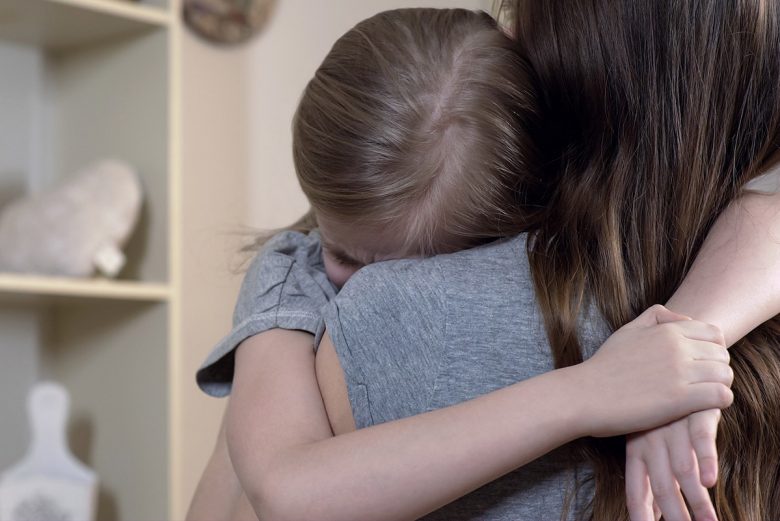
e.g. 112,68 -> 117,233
317,215 -> 408,288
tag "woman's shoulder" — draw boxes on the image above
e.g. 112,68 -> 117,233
339,233 -> 530,301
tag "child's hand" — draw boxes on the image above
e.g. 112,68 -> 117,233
625,301 -> 725,521
576,305 -> 732,438
626,409 -> 721,521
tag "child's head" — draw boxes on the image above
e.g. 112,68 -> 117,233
292,8 -> 540,286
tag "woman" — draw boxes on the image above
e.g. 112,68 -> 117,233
313,1 -> 780,519
190,2 -> 776,518
512,2 -> 780,519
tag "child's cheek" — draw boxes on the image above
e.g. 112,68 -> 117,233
323,255 -> 358,289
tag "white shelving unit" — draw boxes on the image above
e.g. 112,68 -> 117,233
0,1 -> 183,519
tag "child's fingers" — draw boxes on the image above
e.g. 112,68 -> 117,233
671,321 -> 726,345
626,439 -> 656,521
685,340 -> 730,364
648,305 -> 692,325
628,304 -> 690,328
686,383 -> 734,411
667,421 -> 718,521
689,409 -> 721,488
644,440 -> 691,521
653,499 -> 662,521
687,360 -> 734,386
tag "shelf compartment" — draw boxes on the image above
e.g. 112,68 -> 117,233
0,273 -> 170,301
44,299 -> 170,521
0,0 -> 170,51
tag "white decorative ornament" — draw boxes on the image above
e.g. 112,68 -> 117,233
0,160 -> 142,278
0,382 -> 98,521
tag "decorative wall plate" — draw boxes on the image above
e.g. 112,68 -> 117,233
183,0 -> 275,46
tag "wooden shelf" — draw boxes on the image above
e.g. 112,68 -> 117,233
0,273 -> 170,301
0,0 -> 170,51
51,0 -> 169,23
0,0 -> 180,518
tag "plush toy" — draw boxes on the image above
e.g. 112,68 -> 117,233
0,160 -> 142,278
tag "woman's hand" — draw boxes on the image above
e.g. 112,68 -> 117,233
576,305 -> 732,438
626,409 -> 721,521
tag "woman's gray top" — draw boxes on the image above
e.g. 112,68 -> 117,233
197,231 -> 612,520
316,234 -> 612,520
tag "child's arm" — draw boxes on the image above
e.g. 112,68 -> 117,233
226,307 -> 731,521
186,413 -> 263,521
626,188 -> 780,521
667,189 -> 780,345
188,229 -> 333,521
185,411 -> 244,521
229,494 -> 260,521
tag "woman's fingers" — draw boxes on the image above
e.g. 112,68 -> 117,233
667,420 -> 718,521
688,409 -> 721,487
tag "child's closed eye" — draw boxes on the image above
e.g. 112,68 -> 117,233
323,246 -> 365,269
331,252 -> 364,268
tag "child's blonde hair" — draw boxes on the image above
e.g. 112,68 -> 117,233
291,8 -> 541,255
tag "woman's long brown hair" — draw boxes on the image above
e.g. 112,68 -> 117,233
511,1 -> 780,519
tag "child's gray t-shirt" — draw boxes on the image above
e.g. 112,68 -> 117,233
316,233 -> 612,521
196,230 -> 336,397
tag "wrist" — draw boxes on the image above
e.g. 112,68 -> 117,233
539,365 -> 592,441
552,363 -> 599,439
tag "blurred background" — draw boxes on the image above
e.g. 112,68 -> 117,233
0,0 -> 490,519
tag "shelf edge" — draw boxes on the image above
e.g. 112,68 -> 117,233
46,0 -> 172,27
0,274 -> 171,301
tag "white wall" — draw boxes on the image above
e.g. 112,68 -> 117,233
0,43 -> 46,472
178,27 -> 251,517
0,306 -> 41,470
246,0 -> 493,229
0,43 -> 46,205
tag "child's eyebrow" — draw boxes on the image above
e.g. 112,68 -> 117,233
322,241 -> 365,267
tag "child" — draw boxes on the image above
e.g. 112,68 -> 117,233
188,9 -> 738,521
196,7 -> 539,396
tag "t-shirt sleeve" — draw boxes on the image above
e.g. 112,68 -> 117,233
197,230 -> 337,397
315,258 -> 447,429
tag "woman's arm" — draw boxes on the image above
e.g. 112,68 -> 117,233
626,188 -> 780,521
227,309 -> 731,521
